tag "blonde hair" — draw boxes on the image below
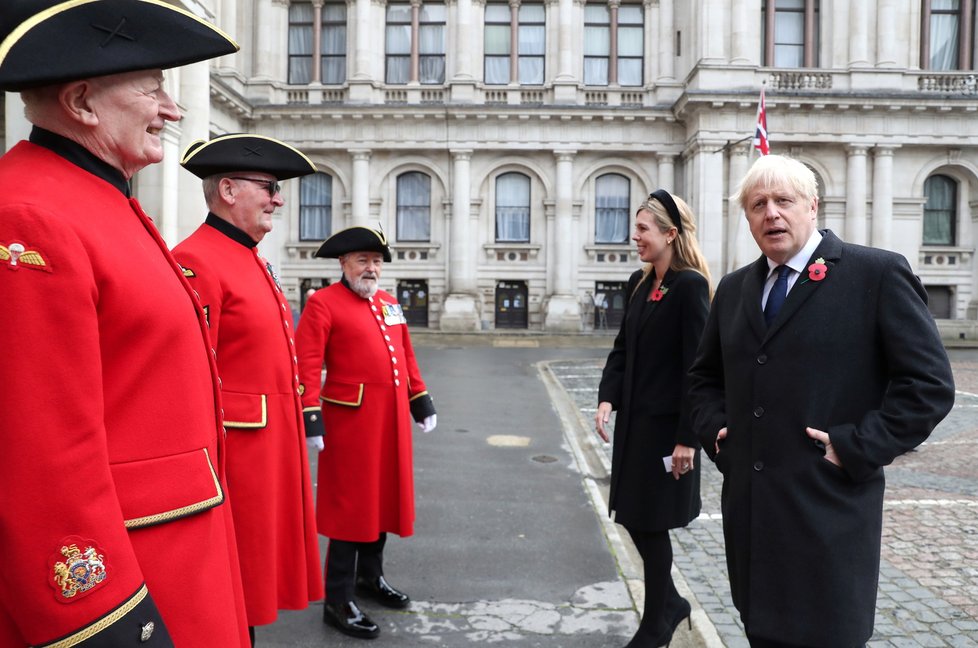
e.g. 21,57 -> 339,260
631,192 -> 712,297
731,154 -> 819,211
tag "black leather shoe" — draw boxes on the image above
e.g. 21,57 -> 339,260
323,600 -> 380,639
356,575 -> 411,609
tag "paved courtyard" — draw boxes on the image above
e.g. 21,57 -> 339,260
546,347 -> 978,647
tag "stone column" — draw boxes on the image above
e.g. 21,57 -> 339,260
871,146 -> 897,250
700,0 -> 726,62
409,0 -> 421,84
441,150 -> 480,331
729,0 -> 752,64
876,0 -> 897,67
656,153 -> 675,193
687,140 -> 726,282
350,149 -> 371,225
608,0 -> 620,86
456,0 -> 475,81
845,145 -> 869,245
727,145 -> 754,271
545,150 -> 581,331
848,1 -> 869,67
311,0 -> 323,83
552,0 -> 577,102
657,0 -> 674,81
353,0 -> 372,79
255,0 -> 289,79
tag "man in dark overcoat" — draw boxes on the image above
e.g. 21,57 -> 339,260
687,154 -> 955,647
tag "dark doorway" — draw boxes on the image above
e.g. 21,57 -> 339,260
300,277 -> 331,309
595,281 -> 627,330
495,280 -> 528,329
397,279 -> 429,327
925,285 -> 953,319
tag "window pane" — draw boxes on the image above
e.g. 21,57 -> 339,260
930,13 -> 960,69
618,58 -> 642,86
774,44 -> 804,67
290,25 -> 313,55
419,25 -> 445,54
932,0 -> 959,10
519,25 -> 545,54
618,26 -> 643,56
485,24 -> 511,55
420,56 -> 445,83
496,173 -> 530,242
290,3 -> 314,22
397,173 -> 431,242
322,3 -> 346,21
585,5 -> 609,23
300,173 -> 332,241
618,5 -> 643,24
387,24 -> 411,54
486,56 -> 510,84
595,174 -> 630,243
584,26 -> 610,55
387,56 -> 410,84
584,57 -> 608,85
520,3 -> 545,22
322,24 -> 346,54
420,3 -> 445,22
519,56 -> 544,84
775,12 -> 804,44
387,4 -> 411,22
289,58 -> 312,84
322,57 -> 346,84
923,175 -> 956,245
776,0 -> 805,8
485,4 -> 510,22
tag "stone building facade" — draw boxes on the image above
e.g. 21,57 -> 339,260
4,0 -> 977,332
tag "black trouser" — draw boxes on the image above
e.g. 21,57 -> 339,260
324,533 -> 387,603
624,527 -> 681,641
748,637 -> 864,648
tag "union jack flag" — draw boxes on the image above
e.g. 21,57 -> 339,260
753,86 -> 770,156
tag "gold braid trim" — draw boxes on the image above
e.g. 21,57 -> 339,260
37,585 -> 148,648
124,448 -> 224,529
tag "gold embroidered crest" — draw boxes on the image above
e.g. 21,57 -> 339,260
49,537 -> 108,602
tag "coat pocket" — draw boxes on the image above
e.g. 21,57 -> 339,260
320,380 -> 364,407
111,448 -> 225,529
222,391 -> 268,429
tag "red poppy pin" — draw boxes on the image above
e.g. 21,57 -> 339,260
807,257 -> 828,282
651,286 -> 669,302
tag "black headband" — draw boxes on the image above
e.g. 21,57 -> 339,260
649,190 -> 684,234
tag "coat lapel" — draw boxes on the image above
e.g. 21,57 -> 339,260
741,256 -> 769,341
765,230 -> 843,338
637,268 -> 671,332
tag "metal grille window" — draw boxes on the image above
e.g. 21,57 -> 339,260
299,173 -> 332,241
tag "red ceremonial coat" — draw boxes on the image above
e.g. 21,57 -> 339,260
295,282 -> 430,541
0,137 -> 249,648
172,215 -> 323,626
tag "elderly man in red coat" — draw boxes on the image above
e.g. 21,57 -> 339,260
172,135 -> 325,643
0,2 -> 250,646
296,227 -> 436,640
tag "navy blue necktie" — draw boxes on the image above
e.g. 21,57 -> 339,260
764,265 -> 791,327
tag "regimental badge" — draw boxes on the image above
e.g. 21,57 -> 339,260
181,266 -> 196,278
381,302 -> 407,326
264,260 -> 283,292
1,241 -> 51,272
49,537 -> 108,602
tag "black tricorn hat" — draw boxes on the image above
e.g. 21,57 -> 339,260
180,134 -> 316,180
0,0 -> 239,92
315,227 -> 392,263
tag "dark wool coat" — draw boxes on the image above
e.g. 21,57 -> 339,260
687,230 -> 955,646
598,268 -> 710,532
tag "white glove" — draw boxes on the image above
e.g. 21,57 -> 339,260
417,414 -> 437,433
307,436 -> 324,452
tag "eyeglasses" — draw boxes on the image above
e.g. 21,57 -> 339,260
228,176 -> 281,197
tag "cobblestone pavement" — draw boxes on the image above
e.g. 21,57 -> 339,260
546,348 -> 978,647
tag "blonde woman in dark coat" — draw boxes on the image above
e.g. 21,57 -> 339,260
596,191 -> 711,647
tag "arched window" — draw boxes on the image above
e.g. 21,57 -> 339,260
595,173 -> 630,243
495,173 -> 531,242
299,172 -> 332,241
923,174 -> 957,245
397,172 -> 431,241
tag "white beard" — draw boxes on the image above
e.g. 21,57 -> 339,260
348,274 -> 379,299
